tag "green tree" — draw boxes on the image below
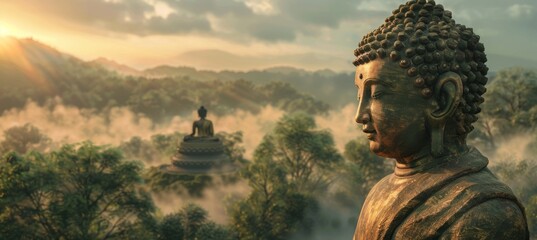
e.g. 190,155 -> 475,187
157,213 -> 184,240
343,137 -> 393,198
330,137 -> 393,208
281,94 -> 330,115
156,204 -> 232,240
181,203 -> 208,240
490,159 -> 537,238
215,131 -> 246,164
0,152 -> 55,239
259,81 -> 329,115
0,123 -> 51,154
194,222 -> 233,240
230,157 -> 309,240
215,79 -> 262,114
486,68 -> 537,116
151,132 -> 183,156
120,136 -> 159,163
256,112 -> 342,193
476,68 -> 537,148
0,142 -> 155,240
230,113 -> 340,239
525,195 -> 537,237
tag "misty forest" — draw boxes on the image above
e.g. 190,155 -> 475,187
1,37 -> 537,240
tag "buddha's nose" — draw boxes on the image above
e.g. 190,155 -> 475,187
355,102 -> 371,124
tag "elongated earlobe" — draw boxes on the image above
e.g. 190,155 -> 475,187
427,72 -> 463,157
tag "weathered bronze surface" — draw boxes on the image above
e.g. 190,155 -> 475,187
352,0 -> 529,239
184,106 -> 215,141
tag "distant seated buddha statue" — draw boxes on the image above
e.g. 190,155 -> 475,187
166,106 -> 231,173
185,106 -> 217,141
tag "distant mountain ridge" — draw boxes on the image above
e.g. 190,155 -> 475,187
89,57 -> 142,76
89,51 -> 537,82
0,37 -> 355,118
95,59 -> 342,80
0,36 -> 101,95
2,36 -> 536,114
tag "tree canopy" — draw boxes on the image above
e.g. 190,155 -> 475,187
473,68 -> 537,148
0,142 -> 155,239
254,112 -> 342,193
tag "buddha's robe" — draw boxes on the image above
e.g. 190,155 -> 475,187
354,148 -> 529,240
193,119 -> 214,137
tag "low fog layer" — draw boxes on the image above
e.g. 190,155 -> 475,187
0,100 -> 358,159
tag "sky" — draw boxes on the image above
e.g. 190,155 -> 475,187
0,0 -> 536,71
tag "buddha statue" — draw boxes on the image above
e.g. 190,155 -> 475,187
164,106 -> 232,174
184,106 -> 216,141
351,0 -> 529,239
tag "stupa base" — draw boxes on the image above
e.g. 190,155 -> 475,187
159,163 -> 240,175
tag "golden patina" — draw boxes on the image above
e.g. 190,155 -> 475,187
351,0 -> 529,239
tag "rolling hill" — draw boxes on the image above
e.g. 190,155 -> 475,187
0,37 -> 342,120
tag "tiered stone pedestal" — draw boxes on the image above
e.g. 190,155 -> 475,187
160,137 -> 237,174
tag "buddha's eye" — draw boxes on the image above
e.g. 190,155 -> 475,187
370,84 -> 387,99
371,91 -> 384,99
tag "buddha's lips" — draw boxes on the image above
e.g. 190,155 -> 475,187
363,128 -> 376,140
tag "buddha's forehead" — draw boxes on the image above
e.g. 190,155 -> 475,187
355,59 -> 408,88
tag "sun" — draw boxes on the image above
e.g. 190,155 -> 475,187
0,23 -> 10,36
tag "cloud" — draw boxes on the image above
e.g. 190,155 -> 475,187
0,100 -> 283,159
357,0 -> 400,12
142,13 -> 211,35
276,0 -> 357,27
316,104 -> 358,151
9,0 -> 364,42
9,0 -> 537,45
11,0 -> 211,35
151,179 -> 251,223
508,4 -> 534,18
0,100 -> 362,159
244,0 -> 278,15
160,0 -> 361,42
3,0 -> 536,71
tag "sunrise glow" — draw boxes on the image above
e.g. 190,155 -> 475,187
0,23 -> 9,36
0,0 -> 535,71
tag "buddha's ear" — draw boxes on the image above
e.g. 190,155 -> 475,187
430,72 -> 463,119
426,72 -> 463,156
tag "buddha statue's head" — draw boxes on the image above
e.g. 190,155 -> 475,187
352,0 -> 487,162
198,106 -> 208,119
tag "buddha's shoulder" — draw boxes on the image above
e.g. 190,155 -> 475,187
363,173 -> 395,198
440,198 -> 528,240
195,119 -> 213,124
409,168 -> 529,239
